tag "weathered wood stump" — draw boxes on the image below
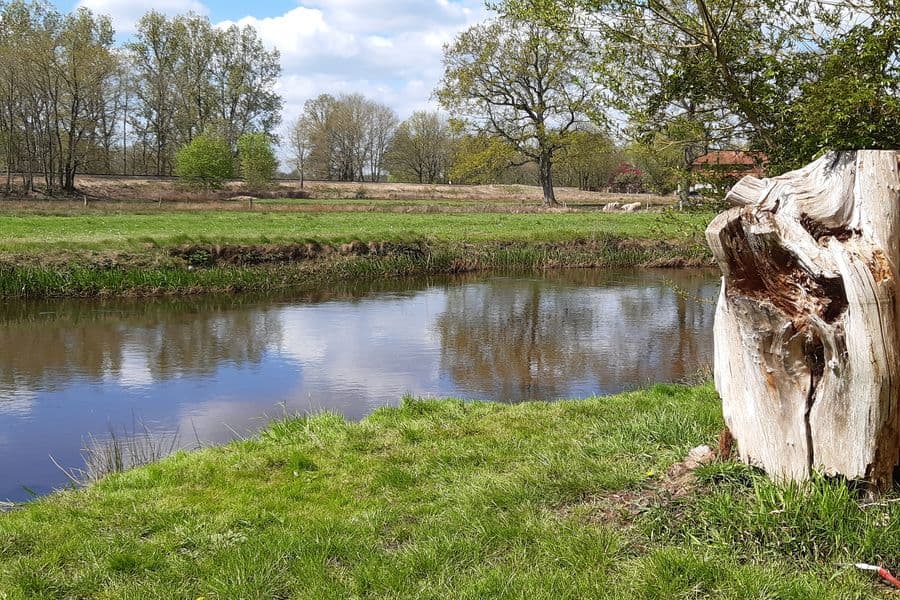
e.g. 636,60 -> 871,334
707,150 -> 900,488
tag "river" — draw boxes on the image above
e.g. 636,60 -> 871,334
0,268 -> 720,501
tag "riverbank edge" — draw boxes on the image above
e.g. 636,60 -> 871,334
0,384 -> 888,598
0,237 -> 712,299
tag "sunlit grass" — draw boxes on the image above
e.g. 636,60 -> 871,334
0,211 -> 712,253
0,384 -> 890,598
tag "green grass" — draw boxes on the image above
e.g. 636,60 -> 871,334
0,208 -> 713,298
0,384 -> 891,598
0,211 -> 711,253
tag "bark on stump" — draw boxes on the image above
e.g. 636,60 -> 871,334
707,150 -> 900,489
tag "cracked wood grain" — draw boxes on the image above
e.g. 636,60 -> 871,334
707,150 -> 900,488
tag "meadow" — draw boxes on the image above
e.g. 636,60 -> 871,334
0,207 -> 709,252
0,196 -> 713,298
0,384 -> 892,598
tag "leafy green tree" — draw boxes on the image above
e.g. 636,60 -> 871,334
237,132 -> 277,189
449,134 -> 523,185
175,133 -> 233,188
628,117 -> 708,202
776,18 -> 900,170
437,11 -> 597,205
508,0 -> 897,172
555,129 -> 620,191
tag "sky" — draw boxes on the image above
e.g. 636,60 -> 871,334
60,0 -> 490,133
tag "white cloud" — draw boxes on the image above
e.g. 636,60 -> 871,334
115,347 -> 155,390
78,0 -> 208,34
0,389 -> 36,417
80,0 -> 489,159
218,1 -> 489,134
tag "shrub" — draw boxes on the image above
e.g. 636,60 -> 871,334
175,134 -> 234,189
238,133 -> 278,189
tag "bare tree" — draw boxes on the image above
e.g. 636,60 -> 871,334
386,111 -> 453,184
292,93 -> 397,182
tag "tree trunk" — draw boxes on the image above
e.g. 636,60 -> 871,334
707,150 -> 900,489
539,152 -> 557,206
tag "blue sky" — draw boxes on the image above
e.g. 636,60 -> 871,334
56,0 -> 489,132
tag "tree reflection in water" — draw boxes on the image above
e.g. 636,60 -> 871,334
0,270 -> 719,502
435,270 -> 718,401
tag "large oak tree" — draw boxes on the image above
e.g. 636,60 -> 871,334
437,12 -> 597,205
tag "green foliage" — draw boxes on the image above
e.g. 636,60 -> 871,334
174,134 -> 233,188
555,130 -> 620,190
449,134 -> 522,184
237,132 -> 278,189
771,18 -> 900,171
517,0 -> 898,173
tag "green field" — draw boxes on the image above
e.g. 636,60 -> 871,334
0,210 -> 711,253
0,385 -> 891,598
0,207 -> 713,298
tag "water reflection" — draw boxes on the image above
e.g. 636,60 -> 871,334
437,270 -> 716,400
0,270 -> 718,501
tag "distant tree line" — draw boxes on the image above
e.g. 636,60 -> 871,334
4,0 -> 895,202
0,1 -> 280,194
288,99 -> 625,192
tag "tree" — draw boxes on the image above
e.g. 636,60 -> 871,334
129,12 -> 281,176
509,0 -> 898,173
129,11 -> 180,176
437,12 -> 597,205
628,117 -> 708,202
778,17 -> 899,170
292,93 -> 397,182
211,23 -> 282,149
288,115 -> 311,188
386,111 -> 453,183
448,134 -> 523,184
55,8 -> 118,192
555,129 -> 619,191
175,133 -> 233,188
0,6 -> 282,191
237,132 -> 277,189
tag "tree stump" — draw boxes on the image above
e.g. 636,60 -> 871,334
707,150 -> 900,488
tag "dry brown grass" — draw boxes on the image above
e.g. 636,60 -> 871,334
5,174 -> 674,207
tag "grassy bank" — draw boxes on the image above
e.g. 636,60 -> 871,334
0,210 -> 713,298
0,385 -> 894,598
0,211 -> 710,251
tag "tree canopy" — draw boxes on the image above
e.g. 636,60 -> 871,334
291,93 -> 398,182
505,0 -> 899,173
238,133 -> 278,189
437,11 -> 598,205
386,112 -> 454,184
0,3 -> 281,194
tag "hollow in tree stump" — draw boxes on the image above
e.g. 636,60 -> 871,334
707,150 -> 900,489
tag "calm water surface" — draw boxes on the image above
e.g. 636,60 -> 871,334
0,269 -> 719,501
